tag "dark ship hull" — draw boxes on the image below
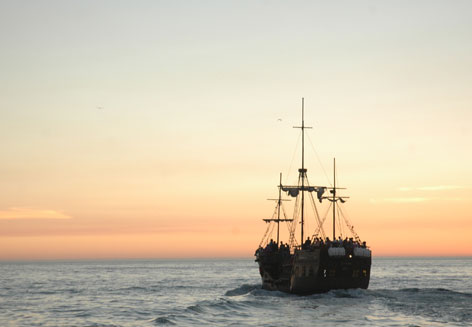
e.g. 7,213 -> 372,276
256,247 -> 371,294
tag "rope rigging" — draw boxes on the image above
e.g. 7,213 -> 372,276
313,202 -> 332,238
336,204 -> 344,238
306,132 -> 332,188
288,194 -> 300,247
337,204 -> 361,242
285,130 -> 302,184
306,177 -> 326,240
259,190 -> 294,248
258,105 -> 364,249
258,222 -> 272,248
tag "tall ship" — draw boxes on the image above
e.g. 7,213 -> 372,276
254,99 -> 372,294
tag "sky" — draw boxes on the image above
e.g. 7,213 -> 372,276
0,0 -> 471,260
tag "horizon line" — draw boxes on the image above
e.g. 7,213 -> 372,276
1,254 -> 471,263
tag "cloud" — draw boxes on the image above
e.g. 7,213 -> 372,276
397,185 -> 466,192
370,196 -> 464,204
397,187 -> 412,192
370,197 -> 430,204
417,185 -> 466,191
0,208 -> 72,220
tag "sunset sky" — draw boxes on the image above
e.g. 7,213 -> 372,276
1,1 -> 471,260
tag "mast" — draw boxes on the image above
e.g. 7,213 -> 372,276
277,172 -> 282,246
333,158 -> 336,240
264,174 -> 292,246
327,158 -> 349,240
293,98 -> 311,245
301,98 -> 305,244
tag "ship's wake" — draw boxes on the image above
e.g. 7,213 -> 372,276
150,285 -> 471,326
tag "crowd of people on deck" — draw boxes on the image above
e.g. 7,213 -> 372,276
302,236 -> 367,250
255,236 -> 367,257
254,239 -> 290,257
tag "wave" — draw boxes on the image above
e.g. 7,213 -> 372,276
149,316 -> 176,325
147,284 -> 472,326
370,287 -> 472,300
227,284 -> 471,299
25,287 -> 83,295
186,304 -> 205,314
224,284 -> 260,296
222,284 -> 472,323
367,288 -> 472,323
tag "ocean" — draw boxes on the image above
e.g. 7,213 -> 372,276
0,257 -> 471,327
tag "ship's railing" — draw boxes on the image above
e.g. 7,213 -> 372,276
327,247 -> 346,256
256,243 -> 371,259
353,247 -> 372,257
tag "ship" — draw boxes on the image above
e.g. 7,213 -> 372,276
254,98 -> 372,294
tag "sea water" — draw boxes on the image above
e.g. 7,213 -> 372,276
0,257 -> 471,327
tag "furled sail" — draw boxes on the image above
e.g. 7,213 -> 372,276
286,188 -> 299,197
281,186 -> 326,200
316,187 -> 326,202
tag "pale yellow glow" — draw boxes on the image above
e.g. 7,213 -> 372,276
0,208 -> 71,220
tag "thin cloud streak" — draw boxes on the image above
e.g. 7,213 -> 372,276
0,208 -> 72,220
370,197 -> 430,204
370,197 -> 464,204
397,185 -> 467,192
417,185 -> 467,191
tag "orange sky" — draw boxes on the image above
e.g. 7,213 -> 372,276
1,1 -> 471,260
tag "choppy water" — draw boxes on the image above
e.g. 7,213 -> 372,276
0,257 -> 471,327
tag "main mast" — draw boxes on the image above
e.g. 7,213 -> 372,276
294,98 -> 312,245
301,99 -> 305,243
333,158 -> 336,240
277,172 -> 282,245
